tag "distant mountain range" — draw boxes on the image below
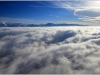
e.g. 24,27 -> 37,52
0,22 -> 87,27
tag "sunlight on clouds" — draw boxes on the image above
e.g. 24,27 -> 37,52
79,16 -> 100,22
52,1 -> 100,23
0,27 -> 100,74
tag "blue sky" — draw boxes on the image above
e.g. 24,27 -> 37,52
0,1 -> 100,25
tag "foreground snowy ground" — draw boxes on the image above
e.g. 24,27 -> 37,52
0,27 -> 100,74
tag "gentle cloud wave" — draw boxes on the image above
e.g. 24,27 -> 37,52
0,27 -> 100,74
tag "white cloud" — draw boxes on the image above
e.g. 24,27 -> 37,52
79,16 -> 100,23
52,1 -> 100,23
0,27 -> 100,74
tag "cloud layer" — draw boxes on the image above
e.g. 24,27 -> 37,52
0,27 -> 100,74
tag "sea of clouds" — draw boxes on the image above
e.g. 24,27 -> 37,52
0,27 -> 100,74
